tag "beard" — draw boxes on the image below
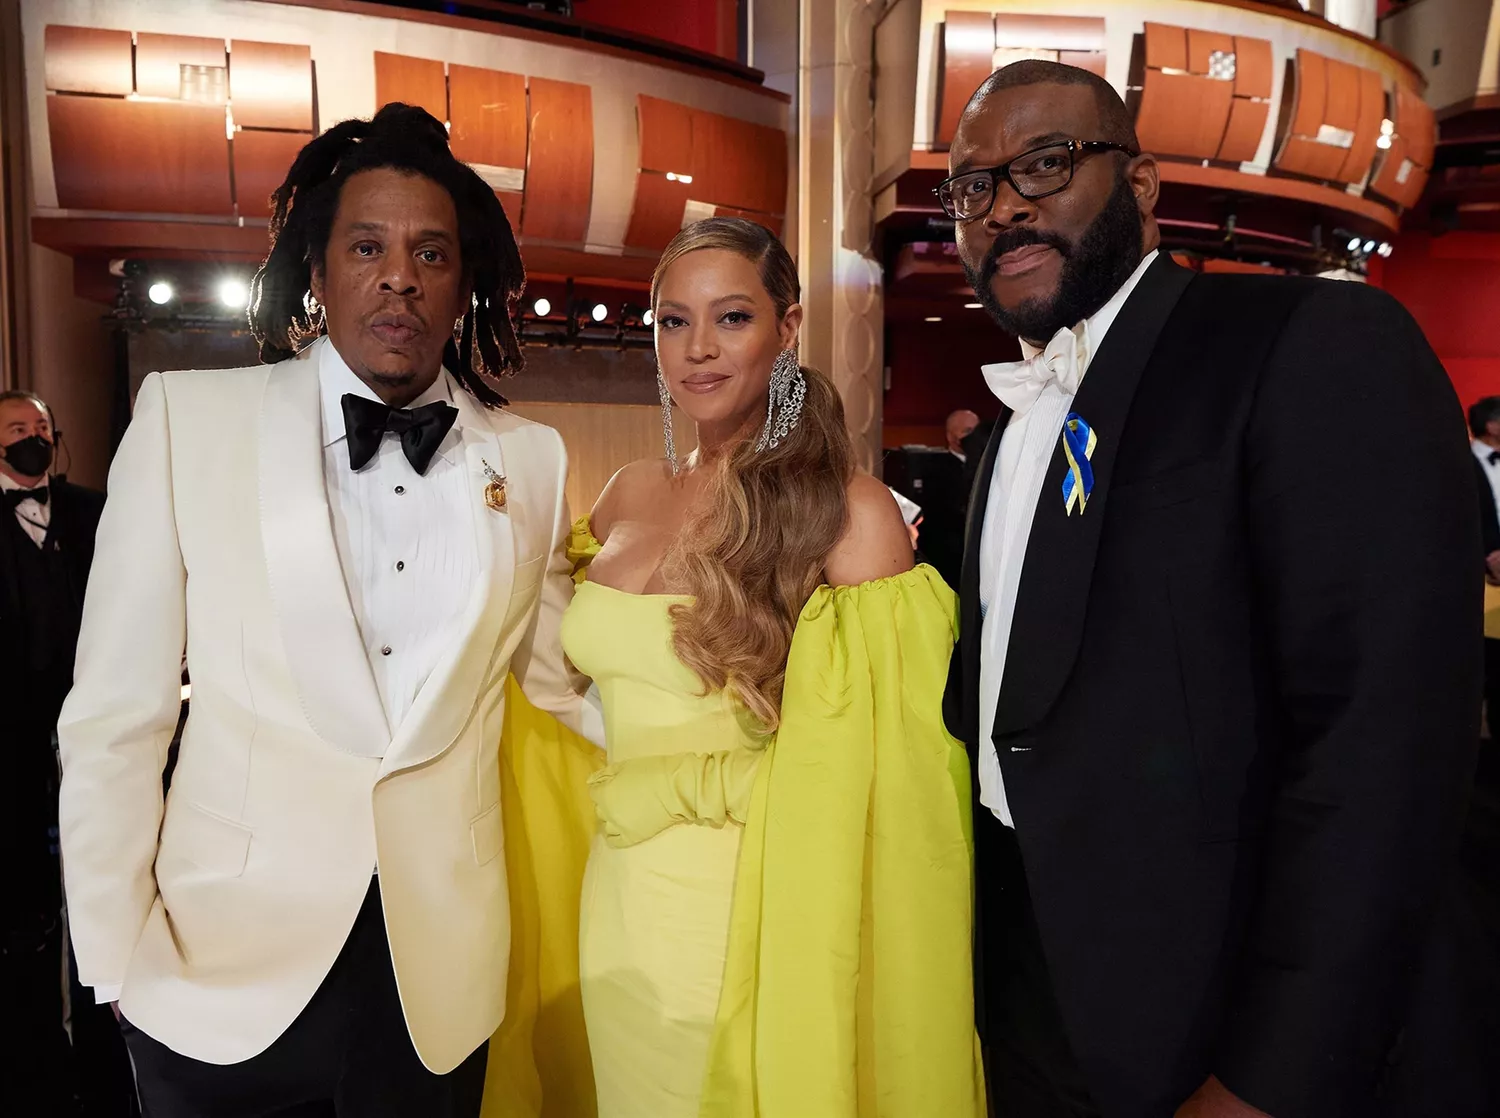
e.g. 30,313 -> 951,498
963,175 -> 1145,344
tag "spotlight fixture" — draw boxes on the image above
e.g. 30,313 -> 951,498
533,297 -> 552,318
665,172 -> 695,185
1347,236 -> 1362,252
1363,239 -> 1377,254
1377,242 -> 1394,258
642,309 -> 655,326
217,278 -> 248,309
147,281 -> 174,305
925,316 -> 942,323
591,303 -> 608,323
963,302 -> 982,309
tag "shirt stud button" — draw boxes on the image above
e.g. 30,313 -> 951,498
395,561 -> 405,572
394,485 -> 406,495
381,645 -> 392,656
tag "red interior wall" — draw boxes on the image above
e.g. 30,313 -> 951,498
573,0 -> 736,60
1374,232 -> 1500,414
883,318 -> 1020,445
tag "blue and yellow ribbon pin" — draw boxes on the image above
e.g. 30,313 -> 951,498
1060,413 -> 1097,516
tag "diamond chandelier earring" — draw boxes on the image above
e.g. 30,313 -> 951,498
755,347 -> 807,453
657,366 -> 680,476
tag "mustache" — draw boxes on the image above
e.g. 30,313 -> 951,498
977,228 -> 1071,287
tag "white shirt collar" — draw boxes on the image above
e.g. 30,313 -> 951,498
1473,439 -> 1500,466
1014,248 -> 1160,372
0,470 -> 48,494
318,338 -> 462,465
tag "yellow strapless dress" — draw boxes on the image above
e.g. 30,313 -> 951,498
563,577 -> 755,1115
552,520 -> 985,1118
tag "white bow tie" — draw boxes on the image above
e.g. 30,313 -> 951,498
982,325 -> 1088,416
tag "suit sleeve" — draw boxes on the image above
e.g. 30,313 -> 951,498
57,373 -> 187,991
1216,283 -> 1481,1116
508,427 -> 594,739
1474,457 -> 1500,557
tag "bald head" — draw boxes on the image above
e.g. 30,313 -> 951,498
962,60 -> 1138,153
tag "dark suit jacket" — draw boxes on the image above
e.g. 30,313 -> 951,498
944,257 -> 1484,1118
1475,455 -> 1500,558
0,476 -> 105,936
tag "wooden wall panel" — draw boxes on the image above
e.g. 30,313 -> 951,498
449,65 -> 527,173
1136,71 -> 1233,161
1234,37 -> 1274,99
233,129 -> 307,218
1217,98 -> 1269,164
1143,22 -> 1187,72
522,78 -> 592,243
1187,29 -> 1234,75
374,52 -> 446,120
1288,50 -> 1327,138
44,26 -> 133,96
937,11 -> 995,147
49,96 -> 232,214
639,95 -> 694,174
690,112 -> 784,215
136,33 -> 226,100
230,40 -> 313,131
507,402 -> 661,521
1338,66 -> 1385,184
1321,57 -> 1362,137
623,172 -> 690,250
1369,85 -> 1435,208
993,15 -> 1103,53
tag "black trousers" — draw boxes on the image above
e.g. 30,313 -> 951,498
975,810 -> 1100,1118
120,881 -> 488,1118
1484,639 -> 1500,741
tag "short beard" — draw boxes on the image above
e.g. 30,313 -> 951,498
963,175 -> 1145,344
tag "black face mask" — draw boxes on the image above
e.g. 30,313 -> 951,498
2,435 -> 54,479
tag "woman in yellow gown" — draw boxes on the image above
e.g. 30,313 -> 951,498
491,218 -> 983,1117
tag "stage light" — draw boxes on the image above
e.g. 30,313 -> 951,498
925,316 -> 942,323
533,297 -> 552,317
1378,242 -> 1394,258
591,303 -> 608,322
665,172 -> 695,185
642,309 -> 654,326
964,302 -> 982,309
1363,239 -> 1377,254
217,278 -> 247,309
148,281 -> 174,305
1375,135 -> 1392,150
1347,236 -> 1362,252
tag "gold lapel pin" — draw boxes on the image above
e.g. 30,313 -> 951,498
481,459 -> 507,511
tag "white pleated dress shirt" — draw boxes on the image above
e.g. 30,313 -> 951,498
319,342 -> 479,739
976,250 -> 1157,827
0,471 -> 51,547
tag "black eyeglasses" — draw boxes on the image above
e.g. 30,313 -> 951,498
934,140 -> 1138,221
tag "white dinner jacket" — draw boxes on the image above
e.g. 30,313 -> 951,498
58,337 -> 583,1073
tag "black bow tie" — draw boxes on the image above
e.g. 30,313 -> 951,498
1488,451 -> 1499,466
341,395 -> 458,476
4,486 -> 48,509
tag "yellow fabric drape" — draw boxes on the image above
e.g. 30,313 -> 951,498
701,567 -> 986,1118
481,677 -> 602,1118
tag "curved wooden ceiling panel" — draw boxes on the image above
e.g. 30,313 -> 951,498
233,129 -> 307,218
44,25 -> 132,96
230,40 -> 314,132
522,77 -> 593,244
937,11 -> 995,148
136,33 -> 226,101
374,51 -> 446,120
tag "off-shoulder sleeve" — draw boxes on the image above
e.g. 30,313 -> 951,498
566,516 -> 602,586
702,565 -> 985,1117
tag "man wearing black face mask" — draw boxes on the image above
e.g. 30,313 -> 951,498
0,389 -> 110,1115
942,62 -> 1492,1118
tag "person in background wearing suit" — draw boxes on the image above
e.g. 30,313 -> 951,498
1469,398 -> 1500,731
58,104 -> 586,1118
0,390 -> 137,1116
942,60 -> 1488,1118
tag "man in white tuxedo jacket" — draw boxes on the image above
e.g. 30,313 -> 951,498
57,104 -> 583,1116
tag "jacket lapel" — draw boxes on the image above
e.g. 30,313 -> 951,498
992,255 -> 1195,738
945,414 -> 1009,748
258,341 -> 392,757
378,389 -> 518,778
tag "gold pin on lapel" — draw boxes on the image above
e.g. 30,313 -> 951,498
481,459 -> 507,511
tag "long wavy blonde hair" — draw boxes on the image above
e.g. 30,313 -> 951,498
654,219 -> 855,732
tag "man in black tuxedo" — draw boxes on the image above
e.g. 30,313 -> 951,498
0,389 -> 133,1115
941,62 -> 1489,1118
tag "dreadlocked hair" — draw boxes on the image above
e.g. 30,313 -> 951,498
248,102 -> 525,407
